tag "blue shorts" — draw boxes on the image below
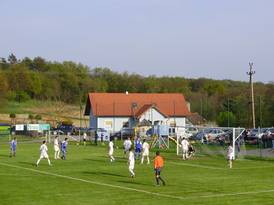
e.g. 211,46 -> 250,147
155,168 -> 161,176
135,148 -> 142,153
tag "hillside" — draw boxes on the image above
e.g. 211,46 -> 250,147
0,100 -> 89,127
0,55 -> 273,127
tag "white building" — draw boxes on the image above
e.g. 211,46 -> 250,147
84,93 -> 191,133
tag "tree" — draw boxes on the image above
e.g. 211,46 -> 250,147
10,113 -> 16,125
217,111 -> 236,127
35,114 -> 42,122
28,114 -> 34,123
8,53 -> 18,64
0,71 -> 8,99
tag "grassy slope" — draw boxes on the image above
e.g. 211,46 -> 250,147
0,100 -> 88,126
1,137 -> 274,205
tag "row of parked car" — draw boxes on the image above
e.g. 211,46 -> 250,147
53,124 -> 274,144
53,125 -> 135,141
188,127 -> 274,144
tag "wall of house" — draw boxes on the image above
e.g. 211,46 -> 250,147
139,108 -> 166,125
97,117 -> 130,133
89,109 -> 97,129
168,117 -> 186,127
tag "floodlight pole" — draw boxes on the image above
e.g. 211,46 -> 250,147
247,62 -> 256,128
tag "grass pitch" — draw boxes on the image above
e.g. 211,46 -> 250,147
1,137 -> 274,205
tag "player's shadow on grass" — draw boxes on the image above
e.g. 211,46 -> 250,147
83,158 -> 127,164
1,154 -> 11,158
116,180 -> 149,186
19,161 -> 36,167
82,171 -> 126,178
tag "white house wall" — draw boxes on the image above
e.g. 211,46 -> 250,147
139,108 -> 166,124
168,117 -> 185,127
97,117 -> 130,133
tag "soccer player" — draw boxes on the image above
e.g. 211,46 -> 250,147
227,144 -> 234,168
83,132 -> 87,146
108,138 -> 115,162
61,138 -> 68,160
128,148 -> 135,178
154,151 -> 165,186
181,137 -> 189,160
141,139 -> 150,164
36,141 -> 51,166
188,143 -> 195,159
123,137 -> 132,156
53,136 -> 60,160
134,137 -> 142,160
9,137 -> 17,157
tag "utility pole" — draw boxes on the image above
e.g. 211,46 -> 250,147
227,98 -> 230,127
247,62 -> 256,128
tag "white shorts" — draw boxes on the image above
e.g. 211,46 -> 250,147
227,154 -> 234,160
142,151 -> 149,156
182,149 -> 188,154
129,164 -> 134,170
40,153 -> 49,159
54,145 -> 60,152
109,150 -> 113,156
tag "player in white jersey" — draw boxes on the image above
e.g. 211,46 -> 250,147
83,132 -> 87,146
227,144 -> 234,168
128,148 -> 135,177
36,141 -> 51,166
123,137 -> 132,156
108,138 -> 115,162
141,139 -> 150,164
181,137 -> 189,160
53,136 -> 60,160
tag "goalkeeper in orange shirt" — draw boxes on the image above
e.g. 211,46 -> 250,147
154,151 -> 166,186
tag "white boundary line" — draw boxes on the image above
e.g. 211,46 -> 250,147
169,161 -> 274,170
1,162 -> 274,200
0,162 -> 184,201
168,161 -> 226,170
186,189 -> 274,199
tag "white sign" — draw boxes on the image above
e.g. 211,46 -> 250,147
27,124 -> 40,131
15,124 -> 24,131
104,120 -> 112,129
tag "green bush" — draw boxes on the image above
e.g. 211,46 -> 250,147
9,113 -> 16,118
217,111 -> 236,127
15,91 -> 31,103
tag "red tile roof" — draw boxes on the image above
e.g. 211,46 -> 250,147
84,93 -> 191,117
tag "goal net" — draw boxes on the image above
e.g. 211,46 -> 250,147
174,126 -> 245,160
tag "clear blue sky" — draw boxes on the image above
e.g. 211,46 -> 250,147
0,0 -> 273,83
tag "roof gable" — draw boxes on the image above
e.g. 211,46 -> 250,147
135,104 -> 168,118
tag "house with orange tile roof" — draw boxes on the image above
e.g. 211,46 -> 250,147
84,92 -> 191,133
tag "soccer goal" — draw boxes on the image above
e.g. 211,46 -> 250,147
175,126 -> 245,159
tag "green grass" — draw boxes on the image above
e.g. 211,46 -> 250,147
0,100 -> 39,114
1,136 -> 274,205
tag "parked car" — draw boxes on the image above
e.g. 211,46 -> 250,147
112,128 -> 134,140
55,124 -> 75,135
191,128 -> 226,142
185,127 -> 199,138
265,128 -> 274,136
246,128 -> 266,141
88,128 -> 110,141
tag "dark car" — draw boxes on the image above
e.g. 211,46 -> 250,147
112,128 -> 134,140
55,125 -> 75,135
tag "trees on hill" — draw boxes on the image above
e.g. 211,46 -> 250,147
0,54 -> 273,127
